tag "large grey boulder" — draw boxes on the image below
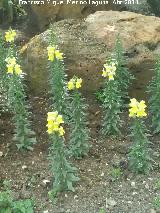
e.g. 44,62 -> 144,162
21,11 -> 160,99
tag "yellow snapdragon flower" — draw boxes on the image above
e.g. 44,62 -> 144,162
47,111 -> 65,136
68,80 -> 75,90
129,98 -> 147,118
47,46 -> 63,61
47,46 -> 56,61
5,57 -> 22,75
102,61 -> 117,80
14,64 -> 22,75
68,77 -> 82,90
76,78 -> 82,89
55,50 -> 63,60
5,29 -> 16,42
59,126 -> 65,136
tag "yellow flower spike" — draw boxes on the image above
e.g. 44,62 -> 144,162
14,64 -> 22,75
47,111 -> 65,135
55,50 -> 63,60
129,98 -> 147,118
76,78 -> 82,89
5,29 -> 16,42
68,80 -> 75,90
59,126 -> 65,136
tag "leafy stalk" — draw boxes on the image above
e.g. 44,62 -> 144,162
114,34 -> 134,100
128,118 -> 152,174
8,73 -> 36,150
69,90 -> 90,159
47,29 -> 69,120
48,133 -> 79,195
102,79 -> 122,136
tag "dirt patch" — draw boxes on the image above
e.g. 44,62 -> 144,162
0,94 -> 160,213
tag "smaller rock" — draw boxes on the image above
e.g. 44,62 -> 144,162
0,151 -> 3,157
42,179 -> 50,186
145,183 -> 150,189
101,172 -> 105,177
150,209 -> 156,213
22,165 -> 27,170
131,182 -> 136,187
106,198 -> 117,207
74,195 -> 78,200
127,201 -> 132,204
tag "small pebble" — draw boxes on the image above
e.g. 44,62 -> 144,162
131,182 -> 136,187
42,180 -> 50,185
74,195 -> 78,199
106,198 -> 117,207
101,172 -> 104,177
22,165 -> 27,170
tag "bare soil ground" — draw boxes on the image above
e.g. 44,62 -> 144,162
0,94 -> 160,213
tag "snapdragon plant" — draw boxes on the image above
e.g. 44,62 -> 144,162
67,76 -> 90,159
128,98 -> 152,174
5,29 -> 36,150
101,59 -> 122,136
114,35 -> 134,101
47,112 -> 79,196
47,29 -> 69,119
148,56 -> 160,134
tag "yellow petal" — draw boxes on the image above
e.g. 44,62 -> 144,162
47,111 -> 58,121
68,81 -> 75,90
59,126 -> 65,136
55,50 -> 63,60
76,78 -> 82,89
15,64 -> 22,75
56,115 -> 64,124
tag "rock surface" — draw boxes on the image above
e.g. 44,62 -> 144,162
21,11 -> 160,99
23,0 -> 124,31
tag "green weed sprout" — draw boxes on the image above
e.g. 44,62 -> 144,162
101,59 -> 122,136
47,29 -> 69,119
67,76 -> 90,159
154,196 -> 160,210
128,98 -> 152,174
0,180 -> 34,213
148,56 -> 160,134
110,167 -> 122,181
114,34 -> 134,101
47,111 -> 79,195
5,29 -> 36,150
